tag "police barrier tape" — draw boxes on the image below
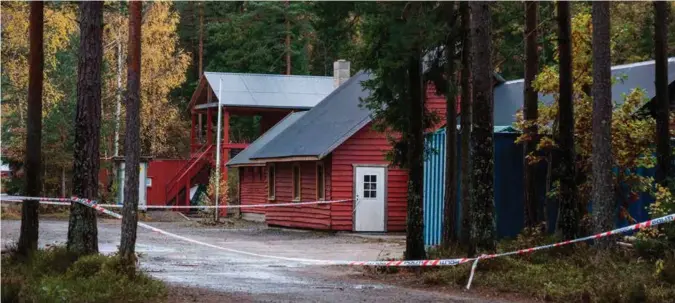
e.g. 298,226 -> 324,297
0,195 -> 351,209
2,195 -> 675,289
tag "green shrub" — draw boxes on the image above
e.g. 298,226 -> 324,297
1,246 -> 166,303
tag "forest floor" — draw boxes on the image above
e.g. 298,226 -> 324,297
1,218 -> 521,303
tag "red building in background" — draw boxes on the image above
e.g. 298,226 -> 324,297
227,62 -> 450,232
102,67 -> 335,207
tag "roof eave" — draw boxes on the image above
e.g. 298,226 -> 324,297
248,156 -> 321,163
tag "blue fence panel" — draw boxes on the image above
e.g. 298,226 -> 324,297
423,128 -> 446,246
423,126 -> 655,247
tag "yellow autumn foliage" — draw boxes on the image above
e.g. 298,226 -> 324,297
514,12 -> 657,216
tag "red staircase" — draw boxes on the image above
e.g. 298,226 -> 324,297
165,144 -> 214,207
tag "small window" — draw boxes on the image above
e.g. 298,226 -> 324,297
267,164 -> 276,200
292,164 -> 301,201
316,163 -> 325,200
363,174 -> 377,198
259,167 -> 264,181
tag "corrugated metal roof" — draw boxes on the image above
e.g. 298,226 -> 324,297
495,58 -> 675,126
203,72 -> 334,109
251,71 -> 374,160
226,111 -> 307,166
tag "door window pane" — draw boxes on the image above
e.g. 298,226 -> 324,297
363,174 -> 377,199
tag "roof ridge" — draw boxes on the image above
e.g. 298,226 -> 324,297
203,71 -> 332,79
501,58 -> 675,85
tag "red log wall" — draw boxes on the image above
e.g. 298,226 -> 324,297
239,166 -> 267,214
264,159 -> 333,229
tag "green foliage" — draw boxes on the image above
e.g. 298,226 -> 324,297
419,243 -> 675,302
1,246 -> 166,303
356,2 -> 446,167
515,12 -> 657,228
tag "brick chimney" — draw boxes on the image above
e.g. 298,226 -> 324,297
333,59 -> 351,88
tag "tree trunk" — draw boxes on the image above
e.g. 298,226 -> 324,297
459,1 -> 472,248
442,2 -> 459,249
18,1 -> 44,257
285,0 -> 292,75
114,2 -> 123,159
591,1 -> 614,247
119,1 -> 142,264
405,54 -> 426,260
68,1 -> 103,256
468,1 -> 496,256
555,1 -> 579,240
198,2 -> 204,76
61,166 -> 66,198
654,1 -> 671,186
523,1 -> 540,229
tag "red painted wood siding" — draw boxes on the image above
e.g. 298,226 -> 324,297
426,82 -> 460,127
99,159 -> 190,206
239,166 -> 267,214
330,125 -> 408,231
264,159 -> 333,230
235,84 -> 446,231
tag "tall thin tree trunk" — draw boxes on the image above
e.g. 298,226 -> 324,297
555,1 -> 579,240
285,0 -> 291,75
114,2 -> 123,158
523,1 -> 540,229
459,1 -> 472,247
654,1 -> 671,186
405,53 -> 427,260
442,2 -> 459,249
119,1 -> 142,264
468,1 -> 496,256
18,1 -> 44,257
61,167 -> 66,198
591,1 -> 614,246
198,2 -> 204,76
68,1 -> 103,256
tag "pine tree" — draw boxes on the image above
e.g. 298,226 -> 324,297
555,1 -> 579,240
654,1 -> 671,187
468,1 -> 496,255
67,1 -> 103,255
523,1 -> 540,229
119,0 -> 142,264
459,1 -> 472,247
591,1 -> 614,246
442,1 -> 459,249
18,1 -> 44,257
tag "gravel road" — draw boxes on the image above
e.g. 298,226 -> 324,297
1,218 -> 510,303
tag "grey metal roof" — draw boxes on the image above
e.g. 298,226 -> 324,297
226,111 -> 307,166
203,72 -> 334,109
251,71 -> 374,160
495,58 -> 675,126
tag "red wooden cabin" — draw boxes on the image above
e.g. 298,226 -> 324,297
163,70 -> 335,207
227,65 -> 448,232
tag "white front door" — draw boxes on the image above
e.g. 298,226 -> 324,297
354,166 -> 386,232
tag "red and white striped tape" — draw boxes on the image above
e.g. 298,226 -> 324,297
3,195 -> 674,289
0,195 -> 351,209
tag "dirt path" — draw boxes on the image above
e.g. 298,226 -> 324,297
1,219 -> 512,302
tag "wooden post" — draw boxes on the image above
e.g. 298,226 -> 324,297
221,110 -> 230,217
206,108 -> 213,145
185,178 -> 190,206
190,113 -> 196,153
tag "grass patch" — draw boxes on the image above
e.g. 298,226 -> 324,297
1,204 -> 71,220
1,245 -> 166,303
417,241 -> 675,302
